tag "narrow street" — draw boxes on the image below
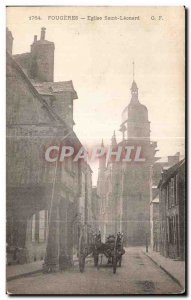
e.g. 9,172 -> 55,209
7,247 -> 183,295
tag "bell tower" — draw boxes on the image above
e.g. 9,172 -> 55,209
120,63 -> 150,142
119,63 -> 158,245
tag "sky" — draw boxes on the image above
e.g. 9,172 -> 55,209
7,6 -> 185,184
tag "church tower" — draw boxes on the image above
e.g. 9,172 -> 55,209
127,80 -> 150,140
119,64 -> 158,245
97,64 -> 158,244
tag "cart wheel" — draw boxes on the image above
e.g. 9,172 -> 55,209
113,253 -> 117,274
118,255 -> 122,267
79,255 -> 85,273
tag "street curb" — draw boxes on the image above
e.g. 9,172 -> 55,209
7,268 -> 43,282
7,257 -> 93,282
143,252 -> 184,290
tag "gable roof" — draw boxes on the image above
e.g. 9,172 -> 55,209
7,51 -> 66,124
7,51 -> 87,155
158,158 -> 185,189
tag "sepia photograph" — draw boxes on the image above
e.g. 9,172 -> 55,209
6,6 -> 185,295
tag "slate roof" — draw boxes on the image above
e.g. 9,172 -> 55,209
158,159 -> 185,189
13,53 -> 31,75
13,53 -> 78,99
32,81 -> 78,98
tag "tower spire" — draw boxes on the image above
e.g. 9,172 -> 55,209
99,139 -> 106,169
131,61 -> 139,103
111,130 -> 117,146
133,61 -> 135,81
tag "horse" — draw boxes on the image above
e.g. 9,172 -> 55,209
93,232 -> 125,267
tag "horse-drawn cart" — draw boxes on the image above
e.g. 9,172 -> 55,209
78,231 -> 125,274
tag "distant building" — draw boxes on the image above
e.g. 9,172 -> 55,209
97,78 -> 158,245
150,193 -> 160,252
158,159 -> 185,260
91,187 -> 100,230
6,27 -> 94,269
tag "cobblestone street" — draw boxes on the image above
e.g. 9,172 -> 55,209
5,7 -> 186,297
7,248 -> 183,295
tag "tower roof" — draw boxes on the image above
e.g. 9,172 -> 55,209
130,79 -> 139,104
121,77 -> 148,124
130,62 -> 139,103
131,80 -> 138,91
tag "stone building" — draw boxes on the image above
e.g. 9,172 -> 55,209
150,152 -> 181,251
6,27 -> 94,269
158,159 -> 185,260
97,79 -> 158,245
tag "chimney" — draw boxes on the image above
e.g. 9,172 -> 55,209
6,28 -> 14,55
40,27 -> 46,40
168,153 -> 180,167
30,28 -> 55,82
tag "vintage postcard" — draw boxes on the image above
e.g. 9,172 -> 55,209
6,6 -> 185,295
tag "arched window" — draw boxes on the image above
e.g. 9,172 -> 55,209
31,210 -> 48,243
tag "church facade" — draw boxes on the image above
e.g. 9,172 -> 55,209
97,78 -> 158,245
